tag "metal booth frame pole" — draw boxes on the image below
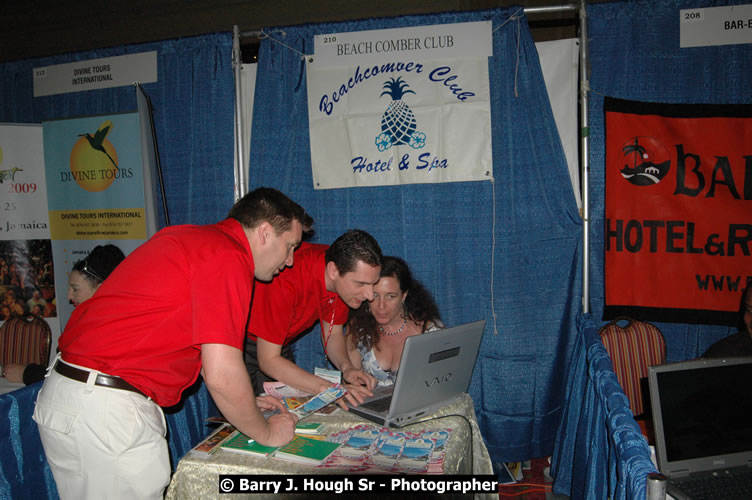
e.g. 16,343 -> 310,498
232,25 -> 247,201
577,0 -> 590,315
524,3 -> 589,315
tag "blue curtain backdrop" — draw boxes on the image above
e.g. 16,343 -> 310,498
250,7 -> 582,461
587,0 -> 752,360
0,32 -> 235,226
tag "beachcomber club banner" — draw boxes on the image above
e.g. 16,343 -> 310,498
306,21 -> 493,189
43,113 -> 148,328
604,97 -> 752,325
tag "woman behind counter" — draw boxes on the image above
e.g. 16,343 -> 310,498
346,256 -> 442,387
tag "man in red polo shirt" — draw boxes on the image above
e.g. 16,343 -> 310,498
33,187 -> 312,500
245,229 -> 382,405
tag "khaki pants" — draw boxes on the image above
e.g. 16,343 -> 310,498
33,362 -> 170,500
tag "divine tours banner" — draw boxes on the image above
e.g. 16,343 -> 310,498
306,21 -> 493,189
0,124 -> 62,350
43,113 -> 148,328
604,97 -> 752,325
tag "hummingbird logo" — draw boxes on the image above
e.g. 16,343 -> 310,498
78,120 -> 118,169
68,119 -> 121,192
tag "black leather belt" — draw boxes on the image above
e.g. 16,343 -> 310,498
54,361 -> 145,396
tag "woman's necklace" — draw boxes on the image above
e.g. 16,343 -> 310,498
379,318 -> 407,336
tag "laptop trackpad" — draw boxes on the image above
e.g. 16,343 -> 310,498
361,395 -> 392,413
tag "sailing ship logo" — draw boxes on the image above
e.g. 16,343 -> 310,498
620,136 -> 670,186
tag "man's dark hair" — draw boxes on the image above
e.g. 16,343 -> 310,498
228,187 -> 313,235
325,229 -> 382,275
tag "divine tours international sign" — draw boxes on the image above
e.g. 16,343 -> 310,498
42,113 -> 148,328
33,52 -> 157,97
306,22 -> 493,189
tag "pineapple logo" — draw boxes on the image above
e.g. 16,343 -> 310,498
375,77 -> 426,152
69,120 -> 120,192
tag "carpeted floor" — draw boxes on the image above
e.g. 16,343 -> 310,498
496,458 -> 568,500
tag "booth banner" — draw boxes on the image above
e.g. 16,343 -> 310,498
33,51 -> 157,97
306,22 -> 493,189
0,124 -> 61,346
604,97 -> 752,325
42,113 -> 147,329
0,125 -> 50,241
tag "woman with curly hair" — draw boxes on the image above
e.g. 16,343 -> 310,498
346,256 -> 442,387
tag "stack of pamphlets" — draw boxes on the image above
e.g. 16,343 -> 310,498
371,434 -> 408,470
505,461 -> 525,481
422,430 -> 450,473
289,384 -> 347,419
272,435 -> 342,465
262,381 -> 310,399
190,423 -> 235,459
220,430 -> 341,465
294,421 -> 326,435
323,424 -> 452,473
492,461 -> 519,485
317,425 -> 381,471
283,396 -> 310,411
395,437 -> 435,470
338,427 -> 381,458
312,404 -> 340,416
195,385 -> 345,462
218,420 -> 332,457
221,431 -> 279,457
263,382 -> 346,417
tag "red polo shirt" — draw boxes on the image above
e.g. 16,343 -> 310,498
247,242 -> 349,346
60,218 -> 255,406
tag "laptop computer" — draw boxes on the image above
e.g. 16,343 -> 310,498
647,356 -> 752,500
348,319 -> 485,428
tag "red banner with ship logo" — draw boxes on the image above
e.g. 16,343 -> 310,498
604,97 -> 752,325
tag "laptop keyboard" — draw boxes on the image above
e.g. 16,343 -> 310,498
361,396 -> 392,413
674,469 -> 752,500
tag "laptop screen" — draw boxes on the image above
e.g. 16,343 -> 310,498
648,357 -> 752,475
